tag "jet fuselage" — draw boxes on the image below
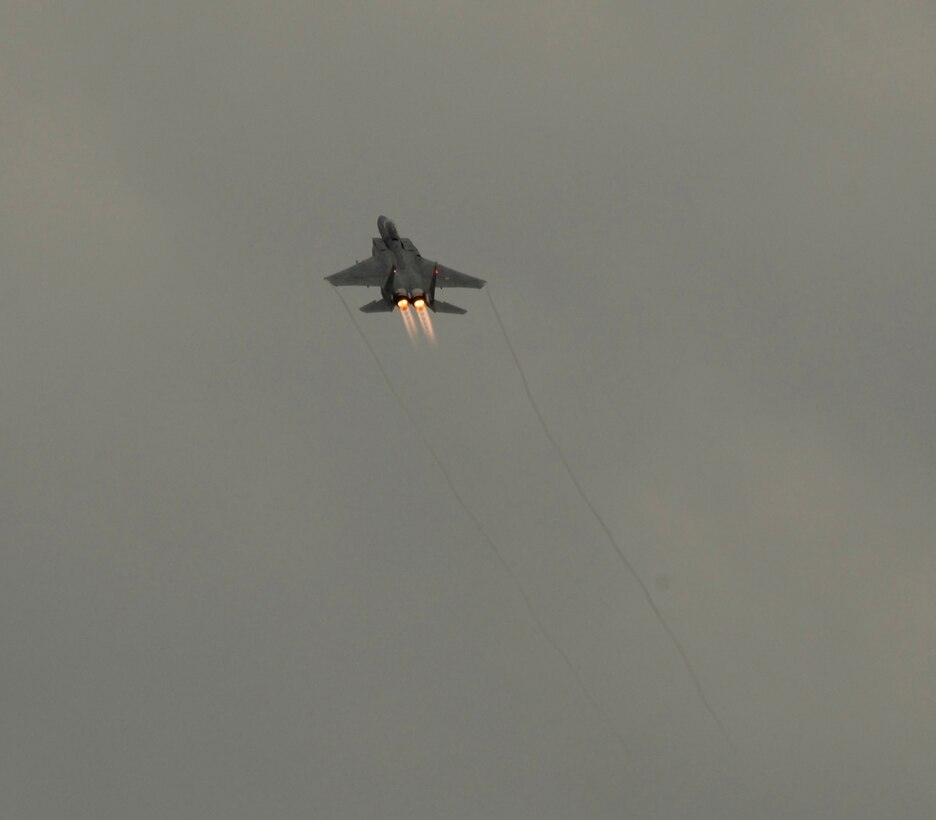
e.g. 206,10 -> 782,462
375,216 -> 432,308
325,216 -> 484,314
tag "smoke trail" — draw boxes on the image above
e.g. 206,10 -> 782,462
332,288 -> 631,752
485,287 -> 738,757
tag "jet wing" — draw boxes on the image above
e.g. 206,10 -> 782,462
422,259 -> 486,289
325,257 -> 387,287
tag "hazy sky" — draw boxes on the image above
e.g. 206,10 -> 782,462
3,2 -> 935,817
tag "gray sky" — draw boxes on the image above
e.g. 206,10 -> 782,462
3,1 -> 935,817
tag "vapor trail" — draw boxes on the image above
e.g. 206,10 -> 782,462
485,287 -> 738,756
332,288 -> 631,752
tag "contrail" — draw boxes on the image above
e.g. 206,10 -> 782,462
332,288 -> 632,752
485,287 -> 738,756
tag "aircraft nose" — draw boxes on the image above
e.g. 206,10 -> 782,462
378,215 -> 399,241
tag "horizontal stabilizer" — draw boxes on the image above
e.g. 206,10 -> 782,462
431,300 -> 467,315
359,299 -> 392,313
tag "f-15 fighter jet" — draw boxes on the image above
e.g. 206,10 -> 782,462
325,216 -> 485,314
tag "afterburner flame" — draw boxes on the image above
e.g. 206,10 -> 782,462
416,304 -> 436,344
397,298 -> 409,310
400,304 -> 417,343
413,298 -> 426,310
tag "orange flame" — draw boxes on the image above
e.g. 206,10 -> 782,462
417,305 -> 436,344
400,304 -> 417,343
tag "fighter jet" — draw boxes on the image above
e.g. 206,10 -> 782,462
325,216 -> 485,314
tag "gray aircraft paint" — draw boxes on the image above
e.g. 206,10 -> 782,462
326,216 -> 485,314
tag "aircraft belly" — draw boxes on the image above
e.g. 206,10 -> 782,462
394,255 -> 427,292
396,273 -> 424,293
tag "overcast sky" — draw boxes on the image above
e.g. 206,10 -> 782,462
3,2 -> 935,817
